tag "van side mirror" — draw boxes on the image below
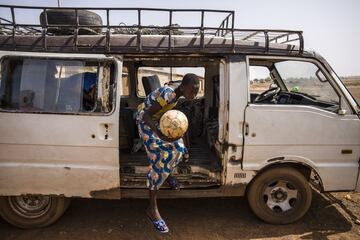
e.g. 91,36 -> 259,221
338,109 -> 347,115
316,69 -> 327,82
269,83 -> 277,89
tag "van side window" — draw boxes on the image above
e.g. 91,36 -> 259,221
137,67 -> 205,97
275,60 -> 339,104
248,59 -> 340,112
249,66 -> 278,103
0,57 -> 114,114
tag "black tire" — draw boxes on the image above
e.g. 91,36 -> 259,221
247,167 -> 312,224
39,9 -> 103,35
0,195 -> 70,228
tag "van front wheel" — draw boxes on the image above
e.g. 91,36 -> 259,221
0,195 -> 70,228
247,167 -> 312,224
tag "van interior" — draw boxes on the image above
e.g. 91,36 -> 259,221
119,57 -> 223,189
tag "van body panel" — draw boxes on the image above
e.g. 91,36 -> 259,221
0,144 -> 119,198
242,104 -> 360,191
0,114 -> 120,198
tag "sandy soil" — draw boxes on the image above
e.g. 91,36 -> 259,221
0,190 -> 360,240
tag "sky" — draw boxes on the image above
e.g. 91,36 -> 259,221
0,0 -> 359,76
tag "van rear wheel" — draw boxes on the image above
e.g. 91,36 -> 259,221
247,167 -> 312,224
0,195 -> 70,228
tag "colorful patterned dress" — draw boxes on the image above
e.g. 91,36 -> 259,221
136,86 -> 188,190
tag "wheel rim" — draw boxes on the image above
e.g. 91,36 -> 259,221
263,179 -> 298,213
8,195 -> 51,219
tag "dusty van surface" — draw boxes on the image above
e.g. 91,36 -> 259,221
0,5 -> 359,228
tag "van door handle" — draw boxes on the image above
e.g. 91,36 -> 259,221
98,123 -> 112,140
245,123 -> 249,136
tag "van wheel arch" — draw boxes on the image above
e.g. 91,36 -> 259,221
246,161 -> 324,195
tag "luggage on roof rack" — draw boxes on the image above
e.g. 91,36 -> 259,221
0,5 -> 304,54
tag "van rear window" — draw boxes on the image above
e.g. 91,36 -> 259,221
0,57 -> 114,114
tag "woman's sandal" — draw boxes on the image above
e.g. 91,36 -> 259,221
147,215 -> 169,233
166,175 -> 180,190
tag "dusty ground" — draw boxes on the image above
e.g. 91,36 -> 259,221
0,190 -> 360,240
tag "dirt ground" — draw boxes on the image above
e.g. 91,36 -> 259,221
0,190 -> 360,240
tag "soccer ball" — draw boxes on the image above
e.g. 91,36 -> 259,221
159,110 -> 188,139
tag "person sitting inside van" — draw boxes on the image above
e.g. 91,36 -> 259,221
136,73 -> 199,233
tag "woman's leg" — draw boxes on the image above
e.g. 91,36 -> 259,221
146,190 -> 161,221
138,123 -> 169,232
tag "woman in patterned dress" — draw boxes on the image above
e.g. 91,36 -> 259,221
136,73 -> 200,233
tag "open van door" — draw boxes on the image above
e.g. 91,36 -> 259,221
0,53 -> 122,199
222,56 -> 249,185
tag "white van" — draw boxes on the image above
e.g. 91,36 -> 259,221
0,5 -> 359,228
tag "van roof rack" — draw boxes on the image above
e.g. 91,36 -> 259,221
0,5 -> 304,55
